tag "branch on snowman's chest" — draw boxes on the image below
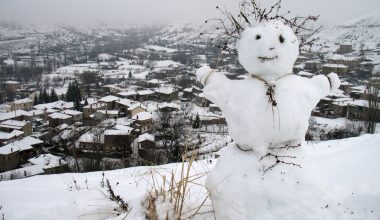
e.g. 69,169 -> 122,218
248,73 -> 293,109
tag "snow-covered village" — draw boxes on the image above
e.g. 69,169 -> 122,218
0,0 -> 380,219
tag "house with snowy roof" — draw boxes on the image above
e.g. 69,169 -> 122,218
0,136 -> 43,172
28,153 -> 69,175
0,146 -> 19,172
4,81 -> 20,93
99,95 -> 120,110
194,93 -> 212,107
209,104 -> 221,113
136,89 -> 155,101
0,153 -> 68,180
62,109 -> 83,122
132,112 -> 153,133
9,98 -> 33,111
158,102 -> 180,112
0,120 -> 32,136
77,124 -> 137,153
349,85 -> 380,102
0,130 -> 24,144
0,110 -> 28,122
155,86 -> 178,102
339,81 -> 354,94
117,90 -> 138,100
83,102 -> 108,119
138,133 -> 155,150
128,103 -> 146,117
103,125 -> 137,152
315,89 -> 353,118
331,97 -> 353,117
0,103 -> 12,113
322,64 -> 348,75
21,109 -> 46,121
115,98 -> 135,109
146,79 -> 168,87
347,99 -> 380,121
77,130 -> 105,151
137,133 -> 159,164
182,86 -> 202,100
95,110 -> 120,119
113,98 -> 140,117
328,54 -> 360,70
47,112 -> 73,127
296,71 -> 315,78
8,136 -> 43,162
33,100 -> 74,111
151,60 -> 182,71
303,60 -> 322,72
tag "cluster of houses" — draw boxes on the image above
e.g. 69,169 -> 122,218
1,29 -> 379,180
294,44 -> 378,78
292,43 -> 380,121
0,96 -> 71,180
0,55 -> 224,177
315,84 -> 380,121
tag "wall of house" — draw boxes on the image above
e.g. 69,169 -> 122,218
322,66 -> 348,75
0,151 -> 20,172
103,134 -> 134,152
12,102 -> 33,111
43,164 -> 69,174
138,119 -> 153,133
130,107 -> 145,117
22,123 -> 33,136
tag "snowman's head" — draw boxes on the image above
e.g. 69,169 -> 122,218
237,20 -> 299,80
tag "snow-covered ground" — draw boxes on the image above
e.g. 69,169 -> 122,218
1,133 -> 380,219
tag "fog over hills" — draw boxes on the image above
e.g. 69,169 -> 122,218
1,0 -> 380,26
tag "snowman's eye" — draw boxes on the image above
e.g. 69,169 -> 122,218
256,34 -> 261,40
279,35 -> 285,43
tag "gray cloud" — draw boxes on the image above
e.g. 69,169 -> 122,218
0,0 -> 379,26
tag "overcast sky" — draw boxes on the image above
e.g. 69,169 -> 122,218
0,0 -> 379,26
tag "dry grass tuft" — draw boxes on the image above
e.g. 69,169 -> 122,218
145,135 -> 213,220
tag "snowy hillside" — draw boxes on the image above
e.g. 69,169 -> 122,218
1,133 -> 380,219
151,11 -> 380,56
314,11 -> 380,53
149,20 -> 221,47
0,20 -> 149,55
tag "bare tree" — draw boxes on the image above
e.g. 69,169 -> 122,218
366,79 -> 380,134
91,127 -> 105,170
153,111 -> 190,162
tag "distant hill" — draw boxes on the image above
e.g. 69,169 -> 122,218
313,11 -> 380,53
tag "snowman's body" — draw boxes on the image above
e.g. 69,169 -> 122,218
203,72 -> 332,155
197,20 -> 341,219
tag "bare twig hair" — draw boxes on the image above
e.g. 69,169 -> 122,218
201,0 -> 321,54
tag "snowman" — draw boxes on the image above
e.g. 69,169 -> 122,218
197,20 -> 340,156
198,20 -> 341,219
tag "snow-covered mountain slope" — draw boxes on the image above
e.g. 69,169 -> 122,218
313,11 -> 380,53
149,20 -> 221,47
1,133 -> 380,219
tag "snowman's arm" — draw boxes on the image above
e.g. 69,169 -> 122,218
196,65 -> 231,108
196,65 -> 228,86
309,73 -> 340,98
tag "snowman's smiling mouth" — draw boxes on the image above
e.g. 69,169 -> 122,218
258,56 -> 278,62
